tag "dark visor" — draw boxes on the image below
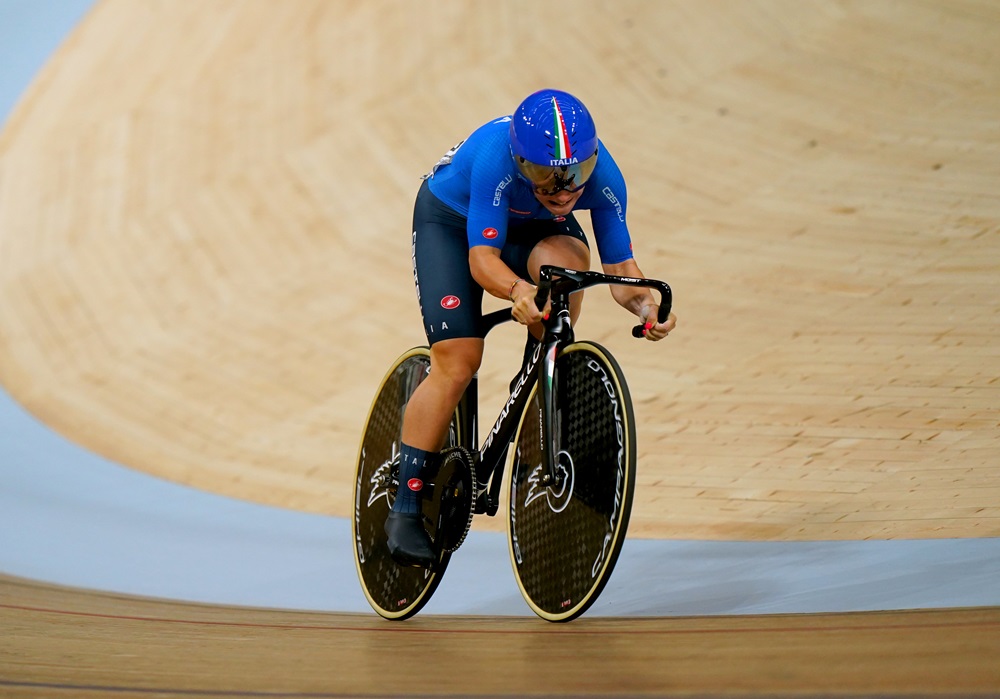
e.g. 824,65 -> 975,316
516,151 -> 598,195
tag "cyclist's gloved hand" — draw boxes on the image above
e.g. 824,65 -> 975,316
640,304 -> 677,341
510,279 -> 544,326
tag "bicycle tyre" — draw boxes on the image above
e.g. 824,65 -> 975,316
507,341 -> 637,622
352,347 -> 460,620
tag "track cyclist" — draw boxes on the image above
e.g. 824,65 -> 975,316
385,88 -> 678,567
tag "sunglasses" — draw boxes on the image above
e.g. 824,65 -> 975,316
516,151 -> 598,197
532,174 -> 588,196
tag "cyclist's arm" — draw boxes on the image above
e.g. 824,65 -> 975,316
602,258 -> 676,340
470,246 -> 543,326
464,132 -> 542,325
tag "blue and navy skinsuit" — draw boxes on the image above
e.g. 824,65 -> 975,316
413,115 -> 635,344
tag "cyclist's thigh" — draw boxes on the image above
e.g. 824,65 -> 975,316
503,213 -> 591,282
412,182 -> 484,345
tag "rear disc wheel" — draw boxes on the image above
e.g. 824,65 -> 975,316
352,347 -> 460,620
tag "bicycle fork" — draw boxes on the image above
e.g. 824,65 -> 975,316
537,303 -> 574,488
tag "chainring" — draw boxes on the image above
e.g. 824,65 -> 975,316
431,447 -> 475,553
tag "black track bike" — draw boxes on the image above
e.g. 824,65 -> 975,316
352,265 -> 672,622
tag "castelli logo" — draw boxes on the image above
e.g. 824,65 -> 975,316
482,227 -> 499,239
407,478 -> 423,492
554,216 -> 566,222
441,295 -> 461,309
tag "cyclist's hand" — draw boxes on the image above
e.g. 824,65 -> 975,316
640,305 -> 676,341
511,280 -> 544,326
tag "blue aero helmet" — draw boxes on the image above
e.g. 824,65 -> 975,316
509,89 -> 599,195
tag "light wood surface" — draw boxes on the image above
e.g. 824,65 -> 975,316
2,573 -> 998,698
1,0 -> 998,544
1,4 -> 999,695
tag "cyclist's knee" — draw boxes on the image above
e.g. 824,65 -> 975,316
429,338 -> 483,387
528,237 -> 591,280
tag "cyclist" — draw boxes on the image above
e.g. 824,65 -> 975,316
386,88 -> 678,567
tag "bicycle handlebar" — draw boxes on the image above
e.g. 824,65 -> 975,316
533,266 -> 673,339
480,266 -> 673,339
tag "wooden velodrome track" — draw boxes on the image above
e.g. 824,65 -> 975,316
1,0 -> 999,696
